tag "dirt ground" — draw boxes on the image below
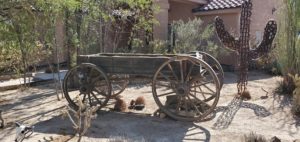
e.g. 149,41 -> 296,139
0,71 -> 299,142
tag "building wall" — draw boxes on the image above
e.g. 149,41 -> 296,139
191,0 -> 281,68
153,0 -> 170,40
195,10 -> 241,68
168,1 -> 199,22
251,0 -> 280,45
198,11 -> 240,35
153,0 -> 205,40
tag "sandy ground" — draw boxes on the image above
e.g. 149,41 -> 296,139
0,71 -> 299,142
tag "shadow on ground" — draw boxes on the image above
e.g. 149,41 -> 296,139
33,111 -> 211,142
212,97 -> 271,130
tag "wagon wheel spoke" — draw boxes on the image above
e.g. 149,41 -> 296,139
190,51 -> 224,88
82,94 -> 87,103
88,68 -> 101,83
185,63 -> 195,83
159,72 -> 173,84
91,76 -> 102,84
189,93 -> 211,108
63,63 -> 111,110
153,56 -> 220,121
156,82 -> 172,88
186,95 -> 202,115
88,93 -> 93,106
93,89 -> 108,97
165,63 -> 178,82
175,96 -> 182,114
198,86 -> 207,100
110,74 -> 129,97
91,92 -> 102,105
183,96 -> 189,114
157,91 -> 176,97
200,69 -> 207,76
202,84 -> 216,94
179,60 -> 184,83
190,80 -> 214,88
190,90 -> 215,96
74,70 -> 85,85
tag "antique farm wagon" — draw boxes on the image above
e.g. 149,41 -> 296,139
63,52 -> 224,121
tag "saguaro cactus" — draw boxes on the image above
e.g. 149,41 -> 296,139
215,0 -> 277,96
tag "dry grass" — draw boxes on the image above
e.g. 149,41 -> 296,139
244,132 -> 267,142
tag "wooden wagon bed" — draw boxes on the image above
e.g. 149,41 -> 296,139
63,52 -> 224,121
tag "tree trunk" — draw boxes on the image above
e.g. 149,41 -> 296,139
13,22 -> 28,87
65,9 -> 72,69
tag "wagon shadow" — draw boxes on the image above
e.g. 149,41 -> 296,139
212,96 -> 271,130
34,111 -> 211,142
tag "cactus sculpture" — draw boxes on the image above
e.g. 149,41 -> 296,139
215,0 -> 277,97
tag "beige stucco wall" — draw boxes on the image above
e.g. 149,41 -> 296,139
168,1 -> 199,22
197,11 -> 240,35
250,0 -> 280,45
153,0 -> 170,40
153,0 -> 205,40
195,10 -> 241,68
193,0 -> 281,44
191,0 -> 281,68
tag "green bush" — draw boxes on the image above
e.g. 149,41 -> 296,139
171,18 -> 230,57
275,0 -> 300,94
149,40 -> 168,54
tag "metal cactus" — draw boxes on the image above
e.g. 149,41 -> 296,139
215,0 -> 277,95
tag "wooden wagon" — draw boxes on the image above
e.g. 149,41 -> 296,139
62,51 -> 224,121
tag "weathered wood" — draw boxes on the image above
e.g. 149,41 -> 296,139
77,54 -> 176,75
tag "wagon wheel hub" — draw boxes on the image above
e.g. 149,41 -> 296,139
175,83 -> 189,96
80,85 -> 92,94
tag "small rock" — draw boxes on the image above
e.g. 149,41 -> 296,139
260,95 -> 268,99
270,136 -> 281,142
159,112 -> 166,118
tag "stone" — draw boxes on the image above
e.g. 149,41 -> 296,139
270,136 -> 281,142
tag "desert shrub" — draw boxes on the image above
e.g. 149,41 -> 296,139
254,50 -> 281,75
62,96 -> 98,142
244,132 -> 267,142
149,40 -> 168,54
275,0 -> 300,95
169,18 -> 230,58
290,74 -> 300,116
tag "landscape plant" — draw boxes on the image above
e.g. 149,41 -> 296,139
290,74 -> 300,116
171,18 -> 224,57
62,95 -> 99,142
275,0 -> 300,94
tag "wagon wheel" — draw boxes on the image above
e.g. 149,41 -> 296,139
109,74 -> 129,97
152,56 -> 220,121
63,63 -> 111,110
190,51 -> 224,88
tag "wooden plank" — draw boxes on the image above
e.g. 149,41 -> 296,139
77,54 -> 201,76
77,54 -> 170,75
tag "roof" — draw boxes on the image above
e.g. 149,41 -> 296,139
192,0 -> 245,12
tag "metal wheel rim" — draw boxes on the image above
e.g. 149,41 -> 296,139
152,56 -> 220,121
